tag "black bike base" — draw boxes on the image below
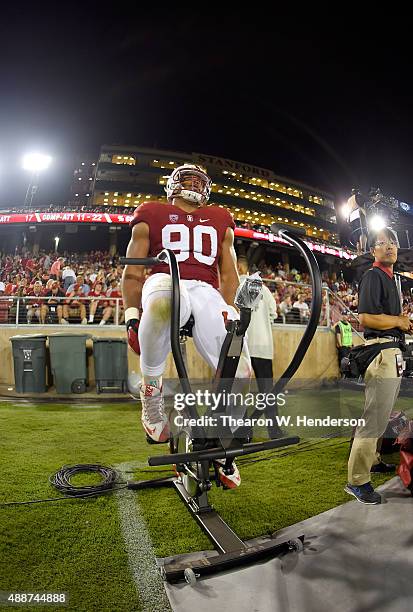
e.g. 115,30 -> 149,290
157,534 -> 305,583
127,436 -> 305,584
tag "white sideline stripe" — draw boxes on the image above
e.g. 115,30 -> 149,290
115,461 -> 172,612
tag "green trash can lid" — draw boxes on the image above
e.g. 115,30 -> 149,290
92,337 -> 127,343
10,334 -> 48,341
48,333 -> 91,339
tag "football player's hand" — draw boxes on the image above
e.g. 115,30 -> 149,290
126,318 -> 141,355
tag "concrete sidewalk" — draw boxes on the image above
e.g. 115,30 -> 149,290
164,477 -> 413,612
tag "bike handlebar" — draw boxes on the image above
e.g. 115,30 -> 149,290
119,256 -> 161,266
148,436 -> 300,466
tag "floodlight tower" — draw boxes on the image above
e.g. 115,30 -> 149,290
22,152 -> 52,207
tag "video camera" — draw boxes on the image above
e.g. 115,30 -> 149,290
341,187 -> 400,254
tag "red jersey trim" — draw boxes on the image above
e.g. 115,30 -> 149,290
372,261 -> 393,279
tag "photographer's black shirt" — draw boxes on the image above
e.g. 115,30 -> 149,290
358,265 -> 403,339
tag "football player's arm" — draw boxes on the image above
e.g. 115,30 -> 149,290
121,222 -> 150,355
219,227 -> 240,307
121,222 -> 150,311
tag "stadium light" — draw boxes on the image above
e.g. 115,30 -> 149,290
369,214 -> 387,232
22,152 -> 52,207
340,203 -> 350,219
22,152 -> 52,173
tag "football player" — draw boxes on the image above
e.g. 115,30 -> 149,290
121,164 -> 251,488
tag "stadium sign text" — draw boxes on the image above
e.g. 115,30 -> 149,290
194,153 -> 273,179
0,211 -> 355,260
0,212 -> 134,225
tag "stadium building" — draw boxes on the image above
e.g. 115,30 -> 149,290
88,146 -> 349,275
0,146 -> 355,275
69,159 -> 97,207
91,145 -> 339,243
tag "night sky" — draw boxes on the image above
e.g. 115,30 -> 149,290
1,9 -> 413,207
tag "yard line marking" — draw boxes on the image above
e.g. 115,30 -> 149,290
115,461 -> 172,612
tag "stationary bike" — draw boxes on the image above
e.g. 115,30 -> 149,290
120,224 -> 322,584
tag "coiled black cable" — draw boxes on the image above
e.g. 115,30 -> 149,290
49,464 -> 122,497
0,464 -> 125,507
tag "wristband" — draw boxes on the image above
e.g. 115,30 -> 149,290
125,307 -> 140,323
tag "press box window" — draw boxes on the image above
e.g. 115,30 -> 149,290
111,155 -> 137,166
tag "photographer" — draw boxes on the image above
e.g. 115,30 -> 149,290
345,228 -> 412,504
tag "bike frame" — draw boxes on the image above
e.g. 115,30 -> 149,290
119,226 -> 322,582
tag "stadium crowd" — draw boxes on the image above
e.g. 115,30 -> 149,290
0,250 -> 124,325
1,248 -> 412,327
0,203 -> 316,238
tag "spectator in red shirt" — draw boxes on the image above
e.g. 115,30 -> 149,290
25,257 -> 37,275
27,280 -> 45,324
0,282 -> 12,323
6,278 -> 29,323
43,280 -> 66,324
106,278 -> 124,324
63,283 -> 87,324
5,274 -> 20,295
88,281 -> 112,325
3,257 -> 13,275
9,278 -> 29,299
50,257 -> 65,280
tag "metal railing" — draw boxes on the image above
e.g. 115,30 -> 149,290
0,281 -> 361,331
261,278 -> 361,332
0,295 -> 124,326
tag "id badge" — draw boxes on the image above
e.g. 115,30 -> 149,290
396,354 -> 404,377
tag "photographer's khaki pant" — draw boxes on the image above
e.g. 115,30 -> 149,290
348,338 -> 402,486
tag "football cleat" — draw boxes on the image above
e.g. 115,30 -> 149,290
139,384 -> 170,443
214,459 -> 241,489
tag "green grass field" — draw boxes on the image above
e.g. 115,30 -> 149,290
0,389 -> 408,611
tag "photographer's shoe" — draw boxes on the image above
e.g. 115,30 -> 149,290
371,461 -> 396,473
344,482 -> 381,504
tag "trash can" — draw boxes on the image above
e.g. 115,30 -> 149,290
93,338 -> 128,393
10,335 -> 48,393
49,334 -> 89,394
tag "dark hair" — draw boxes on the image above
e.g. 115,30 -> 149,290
369,228 -> 398,249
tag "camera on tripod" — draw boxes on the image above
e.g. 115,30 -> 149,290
341,187 -> 400,254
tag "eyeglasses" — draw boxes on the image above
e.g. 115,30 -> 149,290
374,240 -> 397,247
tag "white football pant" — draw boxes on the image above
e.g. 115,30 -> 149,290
139,273 -> 251,380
